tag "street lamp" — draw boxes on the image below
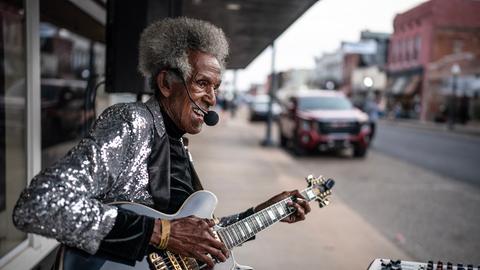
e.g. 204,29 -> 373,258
448,64 -> 461,130
363,76 -> 374,89
363,76 -> 374,109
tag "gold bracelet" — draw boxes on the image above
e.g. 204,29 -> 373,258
156,219 -> 170,250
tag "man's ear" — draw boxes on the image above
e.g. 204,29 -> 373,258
156,71 -> 173,98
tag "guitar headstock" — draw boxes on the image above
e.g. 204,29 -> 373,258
305,175 -> 335,208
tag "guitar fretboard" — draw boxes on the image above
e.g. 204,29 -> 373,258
217,188 -> 317,249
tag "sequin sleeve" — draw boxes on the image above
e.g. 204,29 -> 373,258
12,103 -> 151,254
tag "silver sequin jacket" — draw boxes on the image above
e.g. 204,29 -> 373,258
13,97 -> 252,255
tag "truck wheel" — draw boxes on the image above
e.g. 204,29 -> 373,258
279,129 -> 287,147
292,136 -> 306,156
353,144 -> 368,158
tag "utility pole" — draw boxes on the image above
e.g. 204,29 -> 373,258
448,64 -> 461,130
261,42 -> 276,146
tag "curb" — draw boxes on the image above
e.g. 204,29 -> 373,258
379,119 -> 480,137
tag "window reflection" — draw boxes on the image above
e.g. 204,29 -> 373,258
40,23 -> 105,168
0,0 -> 27,258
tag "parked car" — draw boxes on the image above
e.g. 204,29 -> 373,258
277,90 -> 371,157
248,94 -> 281,121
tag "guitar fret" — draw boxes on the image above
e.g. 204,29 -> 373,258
272,204 -> 281,219
248,216 -> 259,233
239,223 -> 249,241
246,217 -> 254,233
261,210 -> 270,225
227,227 -> 238,246
244,221 -> 254,239
251,216 -> 260,232
255,215 -> 264,228
240,221 -> 250,238
257,212 -> 266,226
270,204 -> 282,222
276,204 -> 285,216
238,225 -> 246,238
283,203 -> 291,217
219,230 -> 233,249
264,210 -> 273,225
228,229 -> 236,247
267,209 -> 276,221
244,221 -> 252,234
230,227 -> 238,245
219,229 -> 228,248
232,225 -> 241,244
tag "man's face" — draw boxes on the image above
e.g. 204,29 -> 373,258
161,51 -> 221,134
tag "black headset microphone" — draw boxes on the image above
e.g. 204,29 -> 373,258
171,69 -> 219,126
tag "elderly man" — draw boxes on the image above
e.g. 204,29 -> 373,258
13,17 -> 310,268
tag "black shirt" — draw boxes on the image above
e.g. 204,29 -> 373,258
98,109 -> 194,261
161,109 -> 195,214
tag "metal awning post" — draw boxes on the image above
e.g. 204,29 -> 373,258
232,69 -> 238,118
448,64 -> 461,130
261,42 -> 276,147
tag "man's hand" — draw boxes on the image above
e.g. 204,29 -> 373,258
151,216 -> 228,268
254,190 -> 311,223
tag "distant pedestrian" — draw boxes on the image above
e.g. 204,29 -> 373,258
364,97 -> 379,141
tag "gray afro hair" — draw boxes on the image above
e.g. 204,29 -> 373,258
138,17 -> 229,82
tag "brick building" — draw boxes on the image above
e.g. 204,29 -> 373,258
387,0 -> 480,120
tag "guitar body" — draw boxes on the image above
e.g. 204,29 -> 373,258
56,191 -> 253,270
55,175 -> 335,270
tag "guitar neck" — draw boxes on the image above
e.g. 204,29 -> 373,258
217,187 -> 317,250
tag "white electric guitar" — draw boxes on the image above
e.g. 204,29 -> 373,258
55,175 -> 335,270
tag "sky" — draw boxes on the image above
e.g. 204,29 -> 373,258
224,0 -> 428,91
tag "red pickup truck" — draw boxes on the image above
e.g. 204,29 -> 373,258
277,90 -> 371,157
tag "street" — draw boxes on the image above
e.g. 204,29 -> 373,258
374,121 -> 480,187
189,110 -> 480,269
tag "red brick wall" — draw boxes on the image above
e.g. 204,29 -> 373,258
388,0 -> 480,120
388,0 -> 480,71
432,28 -> 480,62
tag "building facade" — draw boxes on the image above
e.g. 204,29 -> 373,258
387,0 -> 480,120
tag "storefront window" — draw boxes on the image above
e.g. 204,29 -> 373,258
39,23 -> 105,168
0,0 -> 27,258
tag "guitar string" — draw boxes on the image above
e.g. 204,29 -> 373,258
218,198 -> 297,248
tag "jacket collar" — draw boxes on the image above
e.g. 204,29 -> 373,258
145,96 -> 166,138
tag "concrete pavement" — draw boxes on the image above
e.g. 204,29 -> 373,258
188,112 -> 411,270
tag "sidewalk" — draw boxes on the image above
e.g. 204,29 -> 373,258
188,112 -> 410,270
379,118 -> 480,137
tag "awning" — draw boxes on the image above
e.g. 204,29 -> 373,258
40,0 -> 320,69
390,77 -> 408,95
404,75 -> 421,95
389,75 -> 421,95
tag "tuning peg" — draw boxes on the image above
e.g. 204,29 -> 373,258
318,199 -> 330,208
317,176 -> 324,183
305,175 -> 314,184
324,178 -> 335,190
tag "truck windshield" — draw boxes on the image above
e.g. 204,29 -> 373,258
298,96 -> 353,111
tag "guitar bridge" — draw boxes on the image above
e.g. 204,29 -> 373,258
148,252 -> 168,270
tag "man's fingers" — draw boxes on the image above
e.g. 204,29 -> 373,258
205,235 -> 229,258
290,189 -> 305,200
298,198 -> 311,214
295,204 -> 306,221
201,244 -> 227,262
195,252 -> 215,268
204,218 -> 216,227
